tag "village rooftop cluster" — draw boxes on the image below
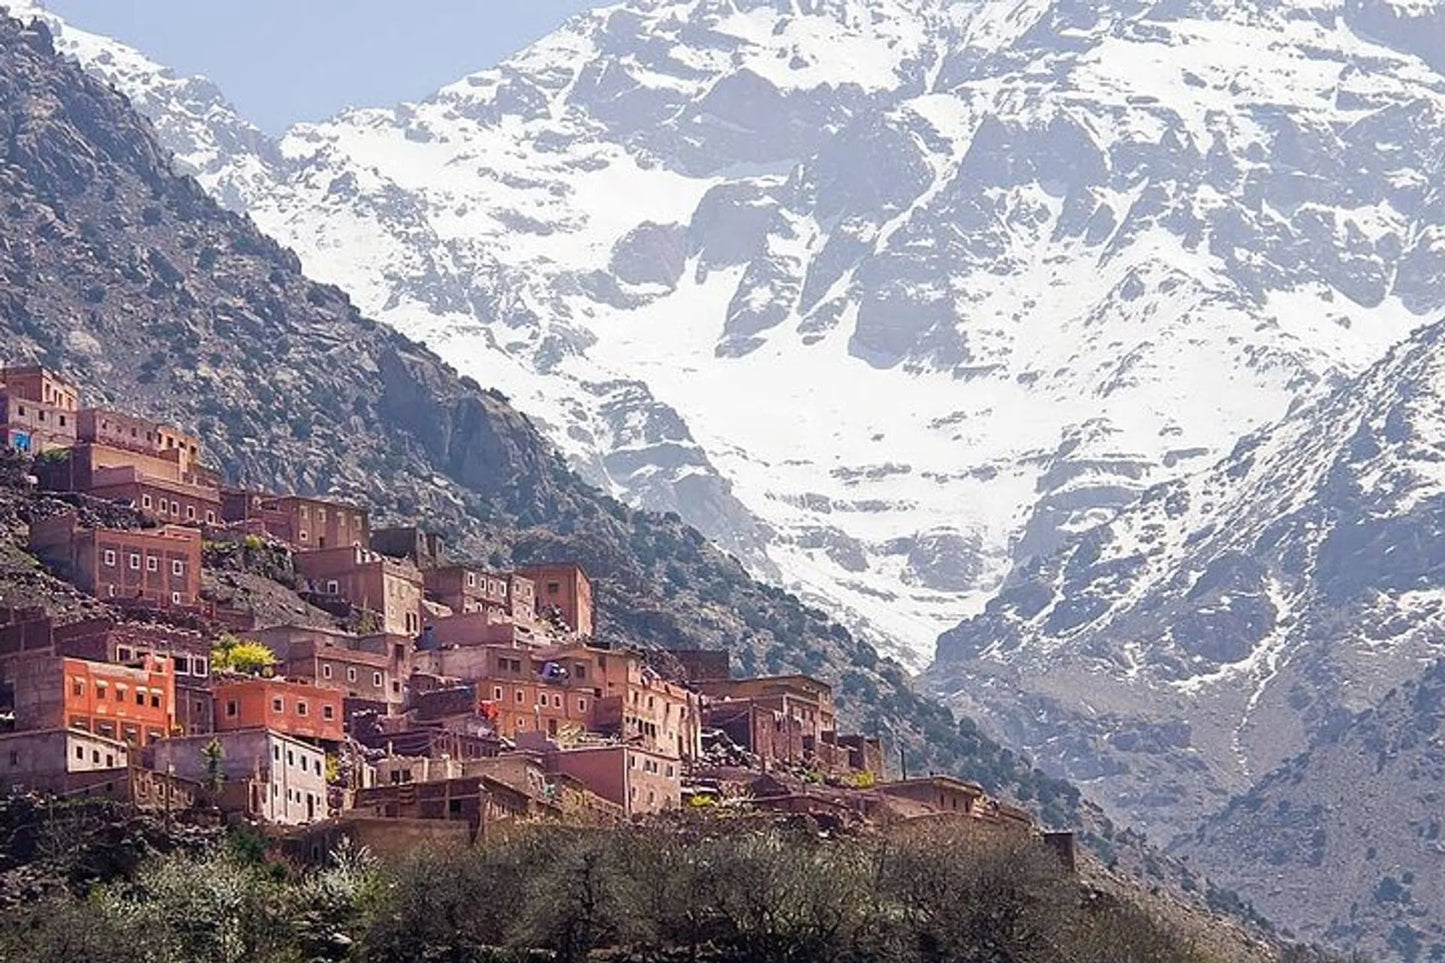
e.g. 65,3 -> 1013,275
0,364 -> 1065,859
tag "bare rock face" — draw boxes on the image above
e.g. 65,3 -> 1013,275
929,315 -> 1445,957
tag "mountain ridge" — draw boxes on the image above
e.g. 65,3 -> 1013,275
927,306 -> 1445,955
27,0 -> 1445,666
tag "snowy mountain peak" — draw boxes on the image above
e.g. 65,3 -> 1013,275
24,0 -> 1445,671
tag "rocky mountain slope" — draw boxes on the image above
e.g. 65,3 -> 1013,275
928,310 -> 1445,954
0,7 -> 1098,839
19,0 -> 1445,665
1176,660 -> 1445,958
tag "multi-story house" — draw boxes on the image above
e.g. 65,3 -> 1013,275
518,564 -> 593,638
222,491 -> 369,550
0,364 -> 79,453
694,675 -> 840,768
0,728 -> 130,794
37,442 -> 222,527
252,624 -> 412,705
423,565 -> 509,617
294,545 -> 423,636
7,652 -> 174,746
76,408 -> 204,476
542,744 -> 681,816
213,677 -> 344,744
150,729 -> 327,824
29,511 -> 203,610
51,618 -> 214,735
545,644 -> 701,760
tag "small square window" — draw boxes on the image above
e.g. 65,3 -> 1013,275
346,667 -> 356,683
322,705 -> 334,720
326,579 -> 339,594
171,592 -> 182,605
128,553 -> 140,570
103,550 -> 116,567
150,693 -> 160,708
146,556 -> 158,572
272,698 -> 283,713
372,671 -> 382,687
297,701 -> 308,716
322,664 -> 332,680
205,510 -> 216,525
172,560 -> 184,576
141,494 -> 153,510
186,505 -> 196,520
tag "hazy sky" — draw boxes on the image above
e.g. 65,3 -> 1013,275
46,1 -> 604,134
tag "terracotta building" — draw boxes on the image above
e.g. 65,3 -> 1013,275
878,776 -> 986,817
213,677 -> 344,744
543,744 -> 681,816
76,408 -> 204,475
519,564 -> 593,638
352,773 -> 556,842
8,653 -> 174,746
0,364 -> 80,453
294,545 -> 423,636
548,644 -> 702,760
415,674 -> 595,742
695,675 -> 839,769
151,729 -> 328,824
283,644 -> 399,707
29,511 -> 203,610
222,490 -> 369,550
51,618 -> 214,736
37,444 -> 222,527
252,624 -> 412,699
419,610 -> 540,652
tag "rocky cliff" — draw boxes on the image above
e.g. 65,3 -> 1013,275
928,311 -> 1445,955
1175,660 -> 1445,957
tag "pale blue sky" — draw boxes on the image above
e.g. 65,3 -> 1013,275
47,1 -> 604,134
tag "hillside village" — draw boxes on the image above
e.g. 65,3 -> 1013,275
0,362 -> 1066,861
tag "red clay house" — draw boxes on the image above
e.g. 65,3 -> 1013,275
213,677 -> 344,744
0,364 -> 80,453
29,511 -> 203,610
518,564 -> 593,638
7,652 -> 175,746
37,443 -> 222,527
294,545 -> 423,636
222,490 -> 369,550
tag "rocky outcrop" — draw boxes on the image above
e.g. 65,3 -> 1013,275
927,313 -> 1445,956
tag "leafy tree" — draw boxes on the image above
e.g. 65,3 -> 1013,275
210,635 -> 277,675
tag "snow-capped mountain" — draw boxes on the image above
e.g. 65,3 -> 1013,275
928,308 -> 1445,873
16,0 -> 1445,669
